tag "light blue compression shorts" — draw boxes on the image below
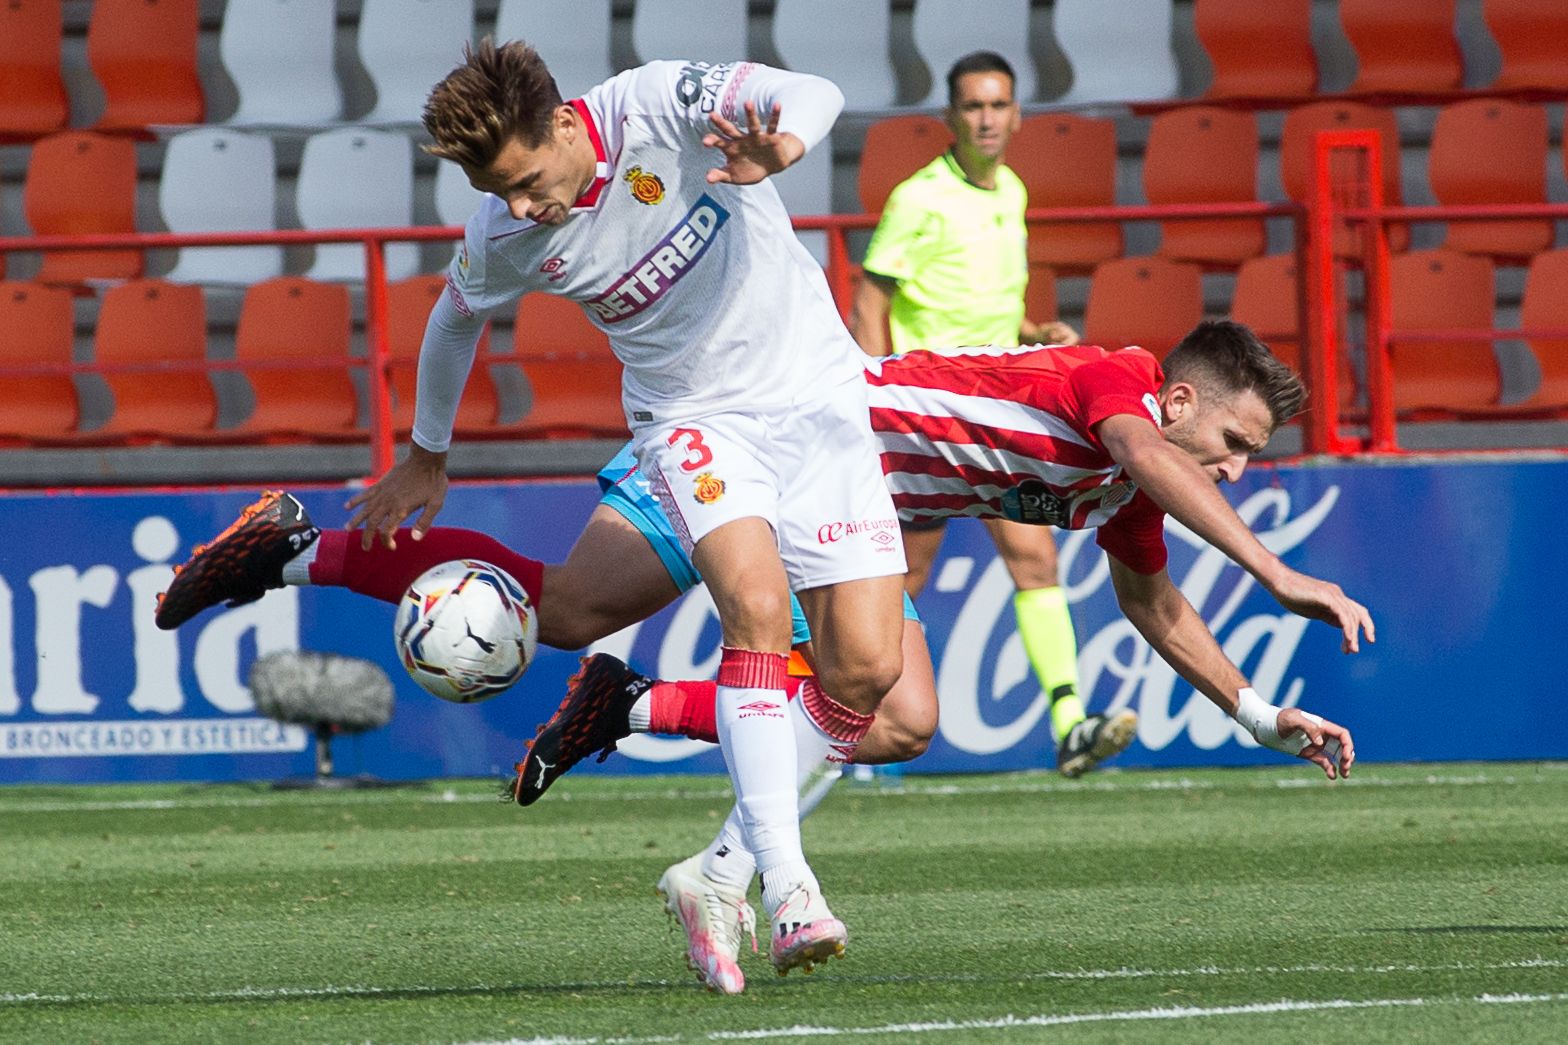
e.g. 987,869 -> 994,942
596,442 -> 919,646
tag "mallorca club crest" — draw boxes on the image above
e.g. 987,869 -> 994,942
692,472 -> 725,505
624,165 -> 665,205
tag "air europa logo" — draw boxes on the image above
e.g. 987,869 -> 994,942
585,194 -> 728,323
817,518 -> 899,544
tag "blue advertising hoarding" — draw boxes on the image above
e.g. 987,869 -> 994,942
1,456 -> 1564,784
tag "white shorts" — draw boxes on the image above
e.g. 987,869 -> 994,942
633,376 -> 906,591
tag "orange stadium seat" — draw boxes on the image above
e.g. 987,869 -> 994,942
24,132 -> 143,286
1230,253 -> 1358,410
1279,101 -> 1409,256
1339,0 -> 1463,96
1143,107 -> 1264,267
1508,248 -> 1568,413
87,0 -> 203,132
93,280 -> 215,441
0,281 -> 79,443
0,0 -> 69,139
386,275 -> 516,438
230,277 -> 361,440
1484,0 -> 1568,91
513,293 -> 628,439
1010,113 -> 1122,273
1194,0 -> 1317,101
1387,249 -> 1501,415
1429,99 -> 1551,261
857,115 -> 951,214
1083,257 -> 1204,358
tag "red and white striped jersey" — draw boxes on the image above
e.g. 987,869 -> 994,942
863,344 -> 1171,574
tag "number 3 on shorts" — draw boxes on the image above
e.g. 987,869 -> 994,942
667,427 -> 714,473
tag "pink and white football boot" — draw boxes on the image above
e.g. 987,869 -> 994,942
657,855 -> 757,995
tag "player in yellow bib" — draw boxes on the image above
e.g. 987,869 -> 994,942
850,51 -> 1126,776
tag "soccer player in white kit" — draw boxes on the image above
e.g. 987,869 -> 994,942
343,40 -> 908,973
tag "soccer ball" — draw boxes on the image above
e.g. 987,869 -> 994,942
393,560 -> 539,703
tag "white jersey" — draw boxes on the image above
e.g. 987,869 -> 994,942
427,60 -> 862,445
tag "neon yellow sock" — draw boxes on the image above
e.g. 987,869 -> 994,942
1012,585 -> 1084,741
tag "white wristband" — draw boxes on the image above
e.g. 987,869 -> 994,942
1235,688 -> 1311,756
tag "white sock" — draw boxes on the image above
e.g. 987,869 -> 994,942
627,694 -> 651,733
280,542 -> 318,586
714,649 -> 813,905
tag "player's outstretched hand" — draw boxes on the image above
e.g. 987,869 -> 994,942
345,445 -> 449,551
1265,567 -> 1375,654
1278,707 -> 1355,780
703,101 -> 804,185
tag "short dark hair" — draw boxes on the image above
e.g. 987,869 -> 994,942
1162,319 -> 1307,430
423,37 -> 563,168
946,51 -> 1015,105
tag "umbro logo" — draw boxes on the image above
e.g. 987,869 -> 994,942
736,700 -> 779,713
715,845 -> 730,858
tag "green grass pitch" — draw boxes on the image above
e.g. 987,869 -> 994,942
2,762 -> 1567,1044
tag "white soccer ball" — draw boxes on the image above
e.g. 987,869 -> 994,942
393,559 -> 539,703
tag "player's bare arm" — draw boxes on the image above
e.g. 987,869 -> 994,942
1098,413 -> 1374,653
848,273 -> 897,357
703,101 -> 805,185
345,444 -> 449,551
1108,557 -> 1355,779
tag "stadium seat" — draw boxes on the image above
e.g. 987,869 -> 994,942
773,0 -> 896,110
1230,252 -> 1358,410
24,131 -> 143,286
358,0 -> 475,125
771,140 -> 832,265
1011,113 -> 1122,273
1022,262 -> 1059,336
632,0 -> 745,66
495,0 -> 614,100
1387,249 -> 1501,414
513,293 -> 627,439
160,128 -> 285,286
1194,0 -> 1317,100
93,280 -> 216,441
1142,107 -> 1264,267
1429,99 -> 1551,261
1484,0 -> 1568,91
1279,101 -> 1409,256
219,0 -> 342,127
87,0 -> 203,132
434,160 -> 486,228
385,275 -> 514,438
231,277 -> 361,440
910,0 -> 1035,105
1339,0 -> 1463,95
1507,248 -> 1568,413
296,127 -> 419,283
1083,257 -> 1204,358
857,115 -> 950,214
1051,0 -> 1179,105
0,281 -> 79,442
0,0 -> 69,139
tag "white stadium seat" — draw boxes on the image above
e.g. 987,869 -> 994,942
296,127 -> 419,282
219,0 -> 342,127
632,0 -> 746,64
358,0 -> 476,125
773,0 -> 897,110
160,128 -> 285,286
911,0 -> 1036,105
770,140 -> 833,266
494,0 -> 615,101
434,159 -> 486,228
1053,0 -> 1180,105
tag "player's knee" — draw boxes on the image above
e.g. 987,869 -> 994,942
718,587 -> 794,649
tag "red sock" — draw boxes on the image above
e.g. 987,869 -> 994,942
308,528 -> 545,608
649,675 -> 805,742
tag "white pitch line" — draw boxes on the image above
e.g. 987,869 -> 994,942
2,767 -> 1564,815
4,957 -> 1564,1008
447,993 -> 1568,1045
